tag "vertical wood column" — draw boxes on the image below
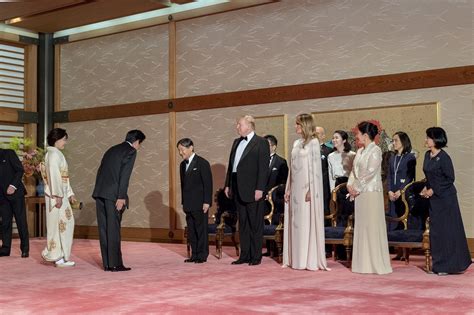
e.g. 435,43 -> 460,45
54,45 -> 61,121
24,44 -> 38,146
168,20 -> 177,233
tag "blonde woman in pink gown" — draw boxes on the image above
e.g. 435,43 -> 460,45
283,113 -> 328,271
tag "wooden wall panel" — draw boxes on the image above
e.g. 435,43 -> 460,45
54,65 -> 474,123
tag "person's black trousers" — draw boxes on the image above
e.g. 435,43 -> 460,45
232,174 -> 264,263
96,198 -> 123,268
185,210 -> 209,260
0,198 -> 29,255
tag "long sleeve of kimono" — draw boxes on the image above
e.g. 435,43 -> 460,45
47,151 -> 64,198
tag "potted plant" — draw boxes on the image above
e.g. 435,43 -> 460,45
5,137 -> 45,196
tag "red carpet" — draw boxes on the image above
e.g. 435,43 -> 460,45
0,239 -> 472,314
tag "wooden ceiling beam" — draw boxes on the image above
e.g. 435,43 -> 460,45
170,0 -> 196,4
4,0 -> 168,33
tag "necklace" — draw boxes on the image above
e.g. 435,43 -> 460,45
393,153 -> 404,185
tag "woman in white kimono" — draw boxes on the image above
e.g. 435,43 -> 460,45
283,113 -> 328,271
41,128 -> 76,267
348,121 -> 392,275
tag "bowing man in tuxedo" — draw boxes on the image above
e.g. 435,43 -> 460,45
263,135 -> 288,256
92,130 -> 145,272
0,149 -> 29,257
225,115 -> 270,266
178,138 -> 213,264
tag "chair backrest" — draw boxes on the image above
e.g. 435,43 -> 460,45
328,182 -> 354,227
266,184 -> 285,225
214,188 -> 237,226
401,179 -> 430,230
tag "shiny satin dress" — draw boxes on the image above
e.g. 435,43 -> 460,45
349,142 -> 392,275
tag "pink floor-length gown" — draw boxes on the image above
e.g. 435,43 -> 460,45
283,138 -> 328,271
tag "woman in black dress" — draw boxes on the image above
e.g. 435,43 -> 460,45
421,127 -> 471,275
387,131 -> 416,231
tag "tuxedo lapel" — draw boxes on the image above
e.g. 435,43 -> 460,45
269,154 -> 277,170
185,156 -> 197,174
240,135 -> 258,162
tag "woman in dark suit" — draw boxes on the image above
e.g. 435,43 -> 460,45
420,127 -> 471,275
387,131 -> 416,231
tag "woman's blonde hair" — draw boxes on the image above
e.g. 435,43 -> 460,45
296,113 -> 317,145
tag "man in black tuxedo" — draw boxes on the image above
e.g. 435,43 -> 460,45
316,126 -> 332,216
0,149 -> 29,257
92,130 -> 145,272
262,135 -> 288,256
264,135 -> 288,195
225,115 -> 269,266
178,138 -> 213,264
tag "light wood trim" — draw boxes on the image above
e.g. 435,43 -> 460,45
74,225 -> 185,243
0,107 -> 19,123
54,45 -> 61,113
168,20 -> 177,231
55,66 -> 474,123
24,44 -> 38,145
169,21 -> 176,100
0,32 -> 20,43
169,112 -> 177,230
283,114 -> 288,160
468,238 -> 474,258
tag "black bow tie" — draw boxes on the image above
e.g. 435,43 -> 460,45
240,136 -> 248,141
185,160 -> 189,164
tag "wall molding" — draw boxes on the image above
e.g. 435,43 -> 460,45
52,65 -> 474,123
74,225 -> 185,243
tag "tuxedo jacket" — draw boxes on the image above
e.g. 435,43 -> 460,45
180,154 -> 213,213
225,134 -> 270,203
92,142 -> 137,203
266,154 -> 288,192
0,149 -> 25,201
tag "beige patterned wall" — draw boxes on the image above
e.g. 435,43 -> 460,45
255,115 -> 287,159
60,24 -> 169,110
61,114 -> 169,228
176,0 -> 472,97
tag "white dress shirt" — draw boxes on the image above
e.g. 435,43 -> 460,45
232,131 -> 255,173
186,153 -> 195,171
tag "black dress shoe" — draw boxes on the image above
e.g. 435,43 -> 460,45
110,265 -> 131,272
21,252 -> 29,258
262,252 -> 271,257
0,252 -> 10,257
231,259 -> 249,265
249,260 -> 261,266
194,259 -> 206,264
184,258 -> 196,263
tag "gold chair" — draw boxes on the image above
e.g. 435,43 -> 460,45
324,182 -> 354,262
386,179 -> 431,272
263,184 -> 285,262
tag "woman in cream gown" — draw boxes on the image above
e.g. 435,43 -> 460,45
41,128 -> 76,267
283,113 -> 328,271
348,121 -> 392,275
